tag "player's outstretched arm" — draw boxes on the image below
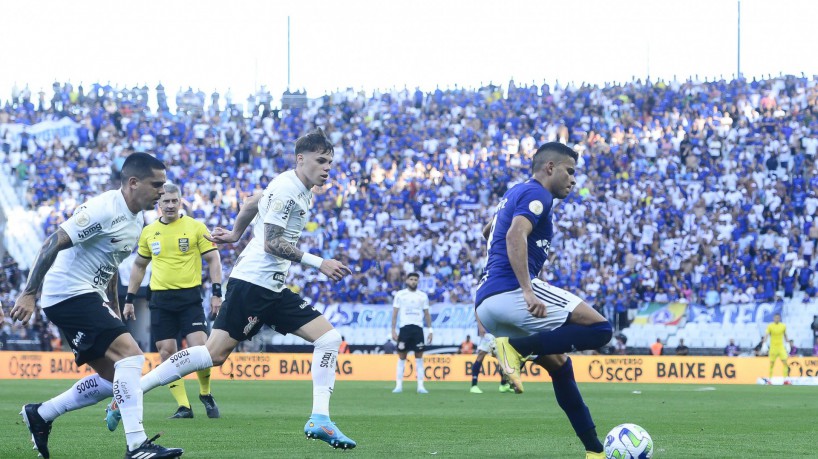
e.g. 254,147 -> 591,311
10,228 -> 73,323
206,193 -> 263,243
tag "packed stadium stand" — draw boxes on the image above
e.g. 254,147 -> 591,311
0,75 -> 817,353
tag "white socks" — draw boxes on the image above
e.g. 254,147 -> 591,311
395,359 -> 406,389
141,345 -> 213,394
311,329 -> 341,416
416,357 -> 426,388
37,374 -> 113,422
114,355 -> 147,450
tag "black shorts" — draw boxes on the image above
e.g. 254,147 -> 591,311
397,325 -> 425,353
43,293 -> 129,366
150,287 -> 208,342
213,278 -> 321,342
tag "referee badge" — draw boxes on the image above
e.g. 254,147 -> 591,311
150,240 -> 161,255
178,238 -> 190,253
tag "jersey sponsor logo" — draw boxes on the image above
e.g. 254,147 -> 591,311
178,237 -> 190,253
92,264 -> 115,287
77,222 -> 102,240
74,211 -> 91,227
282,199 -> 296,219
150,240 -> 161,255
110,215 -> 127,226
529,200 -> 544,215
272,272 -> 286,283
243,316 -> 259,336
535,239 -> 551,256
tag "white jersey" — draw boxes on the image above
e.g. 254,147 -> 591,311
393,288 -> 430,328
230,170 -> 312,292
42,190 -> 143,307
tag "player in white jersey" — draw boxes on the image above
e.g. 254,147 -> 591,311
125,128 -> 357,450
390,272 -> 433,393
3,153 -> 183,459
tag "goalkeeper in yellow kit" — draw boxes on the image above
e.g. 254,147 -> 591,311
763,313 -> 790,384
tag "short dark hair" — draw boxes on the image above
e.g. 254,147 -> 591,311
120,153 -> 165,184
295,128 -> 334,156
531,142 -> 578,173
407,272 -> 420,279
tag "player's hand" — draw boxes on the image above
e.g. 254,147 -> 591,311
210,295 -> 223,318
392,330 -> 399,342
205,227 -> 240,244
122,302 -> 136,321
523,290 -> 547,318
319,259 -> 352,282
427,332 -> 433,344
10,294 -> 36,324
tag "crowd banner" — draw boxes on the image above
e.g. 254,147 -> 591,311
0,117 -> 80,147
632,302 -> 687,325
687,302 -> 783,325
1,352 -> 815,384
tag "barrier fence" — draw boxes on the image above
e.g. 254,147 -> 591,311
1,352 -> 814,384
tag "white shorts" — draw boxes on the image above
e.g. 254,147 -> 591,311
476,279 -> 583,338
477,333 -> 495,354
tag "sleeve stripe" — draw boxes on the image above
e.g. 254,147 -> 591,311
201,248 -> 218,256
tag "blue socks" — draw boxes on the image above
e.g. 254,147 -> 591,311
549,358 -> 603,453
471,359 -> 482,386
509,322 -> 613,357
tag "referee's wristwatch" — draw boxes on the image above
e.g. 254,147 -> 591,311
212,283 -> 223,298
124,293 -> 136,304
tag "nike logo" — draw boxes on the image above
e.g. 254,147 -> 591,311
111,238 -> 124,243
500,344 -> 517,375
321,426 -> 335,436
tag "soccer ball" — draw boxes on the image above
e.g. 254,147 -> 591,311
604,423 -> 653,459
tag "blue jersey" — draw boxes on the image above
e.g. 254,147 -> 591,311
475,179 -> 554,306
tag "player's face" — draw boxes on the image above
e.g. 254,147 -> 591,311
159,192 -> 180,220
774,314 -> 780,323
406,276 -> 419,289
545,157 -> 577,199
297,149 -> 334,188
133,169 -> 167,211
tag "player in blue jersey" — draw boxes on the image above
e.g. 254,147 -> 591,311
475,142 -> 612,459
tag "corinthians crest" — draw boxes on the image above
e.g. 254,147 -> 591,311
178,237 -> 190,253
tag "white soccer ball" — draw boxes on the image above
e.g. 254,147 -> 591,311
604,423 -> 654,459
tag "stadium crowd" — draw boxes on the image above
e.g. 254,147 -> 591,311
1,75 -> 818,344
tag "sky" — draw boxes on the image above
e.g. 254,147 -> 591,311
1,0 -> 817,111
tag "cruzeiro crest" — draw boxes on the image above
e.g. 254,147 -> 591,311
178,237 -> 190,253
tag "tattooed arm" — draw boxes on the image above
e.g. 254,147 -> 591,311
264,223 -> 353,282
264,223 -> 303,261
9,228 -> 73,323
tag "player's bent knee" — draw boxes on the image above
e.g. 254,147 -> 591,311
314,328 -> 342,350
591,321 -> 614,348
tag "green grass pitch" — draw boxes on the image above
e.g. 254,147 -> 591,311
0,380 -> 812,458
